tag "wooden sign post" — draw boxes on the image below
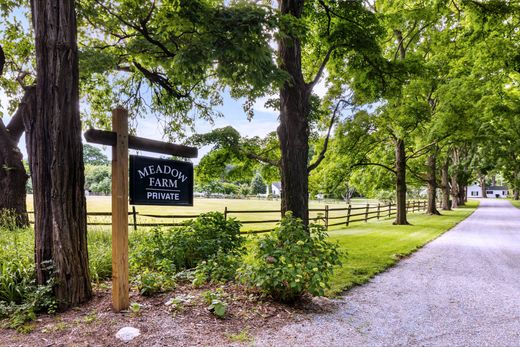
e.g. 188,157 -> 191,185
111,107 -> 129,312
85,108 -> 197,312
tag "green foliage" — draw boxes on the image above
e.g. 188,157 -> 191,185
87,230 -> 112,283
0,226 -> 56,329
83,144 -> 109,165
84,165 -> 111,194
134,270 -> 175,296
193,252 -> 242,286
239,213 -> 342,303
203,288 -> 228,318
130,212 -> 243,274
250,173 -> 266,195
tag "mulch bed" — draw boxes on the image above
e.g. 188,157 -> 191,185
0,283 -> 339,346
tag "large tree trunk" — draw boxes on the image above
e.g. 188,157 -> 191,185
277,0 -> 310,225
394,139 -> 409,225
514,190 -> 519,200
0,91 -> 35,227
450,175 -> 459,209
441,158 -> 451,210
28,0 -> 91,309
479,174 -> 487,198
426,152 -> 440,215
457,176 -> 466,206
0,48 -> 31,227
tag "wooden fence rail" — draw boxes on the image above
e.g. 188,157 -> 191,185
27,200 -> 429,233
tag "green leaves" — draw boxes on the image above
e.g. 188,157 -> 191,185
239,213 -> 342,303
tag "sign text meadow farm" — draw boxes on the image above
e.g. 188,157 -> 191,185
129,155 -> 193,206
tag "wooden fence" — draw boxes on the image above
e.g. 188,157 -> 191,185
27,200 -> 428,234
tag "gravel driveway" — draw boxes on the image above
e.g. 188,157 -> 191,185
254,199 -> 520,347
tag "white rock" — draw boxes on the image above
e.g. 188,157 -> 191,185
115,327 -> 140,342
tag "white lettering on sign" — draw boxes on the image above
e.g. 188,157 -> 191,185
149,177 -> 178,188
137,165 -> 188,182
146,192 -> 180,200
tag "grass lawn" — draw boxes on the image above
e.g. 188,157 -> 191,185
26,195 -> 381,231
326,200 -> 479,296
509,199 -> 520,209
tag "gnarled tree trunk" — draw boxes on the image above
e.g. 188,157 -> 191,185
28,0 -> 91,309
426,152 -> 440,215
277,0 -> 310,225
0,47 -> 32,227
394,138 -> 409,225
0,90 -> 35,227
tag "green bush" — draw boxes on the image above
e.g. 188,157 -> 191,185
193,252 -> 242,286
130,212 -> 243,276
239,213 -> 342,303
0,227 -> 56,329
134,269 -> 176,296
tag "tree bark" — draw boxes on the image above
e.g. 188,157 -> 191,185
457,176 -> 466,206
450,175 -> 459,209
514,190 -> 519,200
277,0 -> 310,225
479,174 -> 487,198
426,152 -> 441,215
394,139 -> 409,225
28,0 -> 91,309
440,158 -> 451,210
0,90 -> 35,227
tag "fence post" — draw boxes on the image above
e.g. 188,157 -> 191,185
224,206 -> 228,221
132,206 -> 137,231
388,203 -> 392,217
325,205 -> 329,230
365,203 -> 369,222
377,203 -> 381,220
346,204 -> 351,226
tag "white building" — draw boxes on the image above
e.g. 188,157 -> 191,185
271,182 -> 281,197
467,183 -> 508,198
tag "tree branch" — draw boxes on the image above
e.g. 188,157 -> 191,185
308,45 -> 335,89
308,98 -> 352,172
133,62 -> 189,99
0,44 -> 4,77
6,86 -> 36,144
245,152 -> 280,167
350,161 -> 397,174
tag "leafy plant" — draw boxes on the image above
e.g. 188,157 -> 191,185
193,252 -> 242,286
203,288 -> 228,319
130,212 -> 243,274
129,302 -> 141,317
239,213 -> 342,303
134,269 -> 175,296
0,226 -> 57,329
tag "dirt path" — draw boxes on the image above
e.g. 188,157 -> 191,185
254,199 -> 520,346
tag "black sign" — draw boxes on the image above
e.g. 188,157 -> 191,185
129,155 -> 193,206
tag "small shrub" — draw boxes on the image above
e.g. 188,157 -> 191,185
193,252 -> 242,286
239,213 -> 342,303
130,212 -> 243,274
134,269 -> 175,296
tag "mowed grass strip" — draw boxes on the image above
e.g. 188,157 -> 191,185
326,200 -> 479,296
508,199 -> 520,209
